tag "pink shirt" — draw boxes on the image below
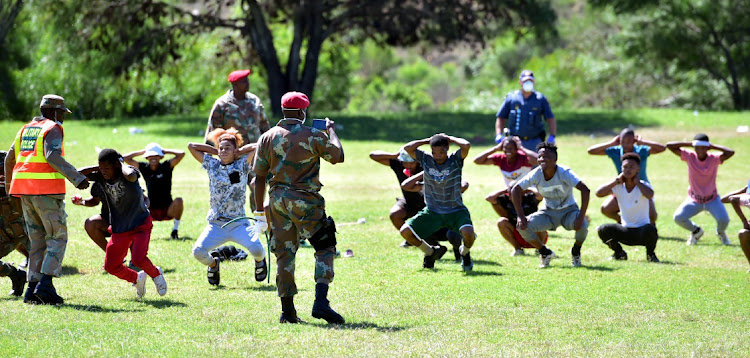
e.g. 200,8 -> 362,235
680,149 -> 722,204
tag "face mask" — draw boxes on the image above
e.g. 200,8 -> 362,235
522,81 -> 534,92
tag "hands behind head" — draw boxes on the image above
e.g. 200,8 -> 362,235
612,135 -> 621,145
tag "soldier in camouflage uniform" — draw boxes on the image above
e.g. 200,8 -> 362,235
5,94 -> 90,305
0,150 -> 29,297
253,91 -> 345,324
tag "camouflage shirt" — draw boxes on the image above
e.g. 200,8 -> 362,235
206,90 -> 270,145
253,119 -> 342,193
202,154 -> 250,221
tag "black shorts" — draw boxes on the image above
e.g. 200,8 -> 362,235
395,197 -> 424,218
495,192 -> 540,222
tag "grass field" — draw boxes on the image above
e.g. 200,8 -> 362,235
1,109 -> 749,357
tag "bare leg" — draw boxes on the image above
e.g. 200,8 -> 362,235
84,215 -> 109,252
739,230 -> 750,268
601,196 -> 621,223
649,198 -> 658,224
498,217 -> 521,250
167,197 -> 184,220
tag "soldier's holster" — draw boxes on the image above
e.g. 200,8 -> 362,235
308,216 -> 337,251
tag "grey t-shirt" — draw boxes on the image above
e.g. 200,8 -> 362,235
92,169 -> 150,233
517,164 -> 581,210
416,149 -> 465,214
202,154 -> 249,221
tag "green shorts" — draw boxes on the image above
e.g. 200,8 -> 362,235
406,207 -> 473,240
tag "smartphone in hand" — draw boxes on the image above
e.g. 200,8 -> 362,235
312,119 -> 327,130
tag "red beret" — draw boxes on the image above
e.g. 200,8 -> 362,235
227,69 -> 251,82
281,91 -> 310,109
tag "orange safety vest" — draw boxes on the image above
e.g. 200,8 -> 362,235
9,118 -> 67,195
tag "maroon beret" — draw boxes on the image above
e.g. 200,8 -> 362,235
227,69 -> 251,82
281,91 -> 310,109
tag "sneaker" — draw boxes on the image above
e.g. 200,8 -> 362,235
134,270 -> 147,299
511,248 -> 525,257
608,251 -> 628,261
207,258 -> 220,286
399,240 -> 412,248
461,253 -> 473,271
539,251 -> 556,268
423,245 -> 447,269
717,231 -> 730,245
647,253 -> 660,263
571,255 -> 582,267
255,258 -> 268,282
170,230 -> 179,239
8,268 -> 26,297
687,227 -> 704,245
152,267 -> 167,296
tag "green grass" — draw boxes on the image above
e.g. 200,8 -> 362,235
1,109 -> 749,357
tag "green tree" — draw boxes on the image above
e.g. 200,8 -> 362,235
0,0 -> 25,118
55,0 -> 557,117
590,0 -> 750,110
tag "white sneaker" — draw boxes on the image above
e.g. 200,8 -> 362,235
571,255 -> 582,267
717,231 -> 730,245
134,271 -> 147,299
152,267 -> 167,296
539,251 -> 556,268
687,227 -> 704,245
511,248 -> 525,257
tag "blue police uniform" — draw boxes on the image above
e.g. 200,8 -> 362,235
496,90 -> 555,150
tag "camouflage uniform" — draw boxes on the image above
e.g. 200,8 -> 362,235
0,151 -> 29,277
206,90 -> 270,146
7,118 -> 86,282
253,119 -> 342,297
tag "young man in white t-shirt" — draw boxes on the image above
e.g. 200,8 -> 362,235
511,142 -> 590,268
595,153 -> 659,262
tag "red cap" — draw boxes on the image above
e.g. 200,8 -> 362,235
227,69 -> 251,82
281,91 -> 310,109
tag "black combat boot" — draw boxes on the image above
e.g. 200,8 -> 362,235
279,296 -> 303,324
311,283 -> 345,324
34,274 -> 64,305
8,267 -> 26,297
24,281 -> 41,304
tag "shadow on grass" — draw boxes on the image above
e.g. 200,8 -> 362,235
61,266 -> 80,276
162,235 -> 193,242
471,259 -> 502,267
463,270 -> 503,277
141,299 -> 188,309
63,303 -> 143,313
659,236 -> 688,242
307,321 -> 409,332
559,265 -> 616,271
245,285 -> 277,292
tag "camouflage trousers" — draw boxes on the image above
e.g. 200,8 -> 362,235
0,196 -> 29,277
268,188 -> 335,297
20,196 -> 68,282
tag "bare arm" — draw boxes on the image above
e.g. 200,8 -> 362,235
473,144 -> 502,165
574,181 -> 590,230
446,135 -> 471,159
510,184 -> 527,229
254,174 -> 266,211
587,136 -> 619,155
369,150 -> 398,166
515,137 -> 538,166
122,165 -> 139,183
595,176 -> 621,198
635,180 -> 654,199
163,149 -> 186,168
722,186 -> 748,203
547,117 -> 557,137
122,149 -> 145,167
325,118 -> 344,164
666,141 -> 691,156
636,136 -> 666,154
401,172 -> 423,192
729,195 -> 750,230
711,143 -> 735,162
187,142 -> 217,163
403,138 -> 431,160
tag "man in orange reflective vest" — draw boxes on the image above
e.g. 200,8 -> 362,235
4,94 -> 89,305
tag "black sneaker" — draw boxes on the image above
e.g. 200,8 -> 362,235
207,259 -> 220,286
647,253 -> 660,263
255,258 -> 268,282
9,268 -> 26,297
170,230 -> 179,239
461,252 -> 473,271
609,251 -> 628,261
422,245 -> 447,269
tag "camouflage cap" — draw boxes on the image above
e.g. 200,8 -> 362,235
39,94 -> 72,113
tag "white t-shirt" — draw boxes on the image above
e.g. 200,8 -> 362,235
612,183 -> 650,228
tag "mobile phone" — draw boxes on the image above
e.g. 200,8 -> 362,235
312,118 -> 327,130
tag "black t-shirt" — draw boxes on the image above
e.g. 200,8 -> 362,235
90,170 -> 150,233
138,160 -> 174,209
91,182 -> 110,222
389,159 -> 425,212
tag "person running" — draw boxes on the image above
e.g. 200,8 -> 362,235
595,153 -> 660,263
369,147 -> 462,255
666,134 -> 734,245
474,135 -> 547,256
0,150 -> 28,297
400,133 -> 476,272
123,143 -> 185,239
188,128 -> 267,287
253,91 -> 345,324
80,149 -> 167,299
587,128 -> 665,223
511,142 -> 590,268
722,181 -> 750,272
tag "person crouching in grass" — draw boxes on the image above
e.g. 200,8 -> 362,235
722,180 -> 750,272
400,133 -> 476,271
595,153 -> 660,263
80,149 -> 167,299
187,128 -> 267,287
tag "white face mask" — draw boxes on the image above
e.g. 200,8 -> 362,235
522,81 -> 534,92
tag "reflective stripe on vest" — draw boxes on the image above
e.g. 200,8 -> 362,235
9,119 -> 66,195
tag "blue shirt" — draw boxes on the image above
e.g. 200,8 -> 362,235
605,145 -> 651,183
416,149 -> 466,214
496,90 -> 554,138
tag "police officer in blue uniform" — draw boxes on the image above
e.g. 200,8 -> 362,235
495,70 -> 557,150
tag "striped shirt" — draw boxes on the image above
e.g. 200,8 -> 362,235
416,149 -> 465,214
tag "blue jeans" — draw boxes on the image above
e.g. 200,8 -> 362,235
672,196 -> 729,234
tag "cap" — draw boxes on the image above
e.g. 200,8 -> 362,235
143,142 -> 164,158
519,70 -> 534,82
39,94 -> 72,113
397,148 -> 415,162
692,133 -> 710,147
227,69 -> 251,83
281,91 -> 310,109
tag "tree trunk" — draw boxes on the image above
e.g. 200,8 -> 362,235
244,0 -> 286,118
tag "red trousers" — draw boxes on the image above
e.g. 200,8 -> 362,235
104,216 -> 159,283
